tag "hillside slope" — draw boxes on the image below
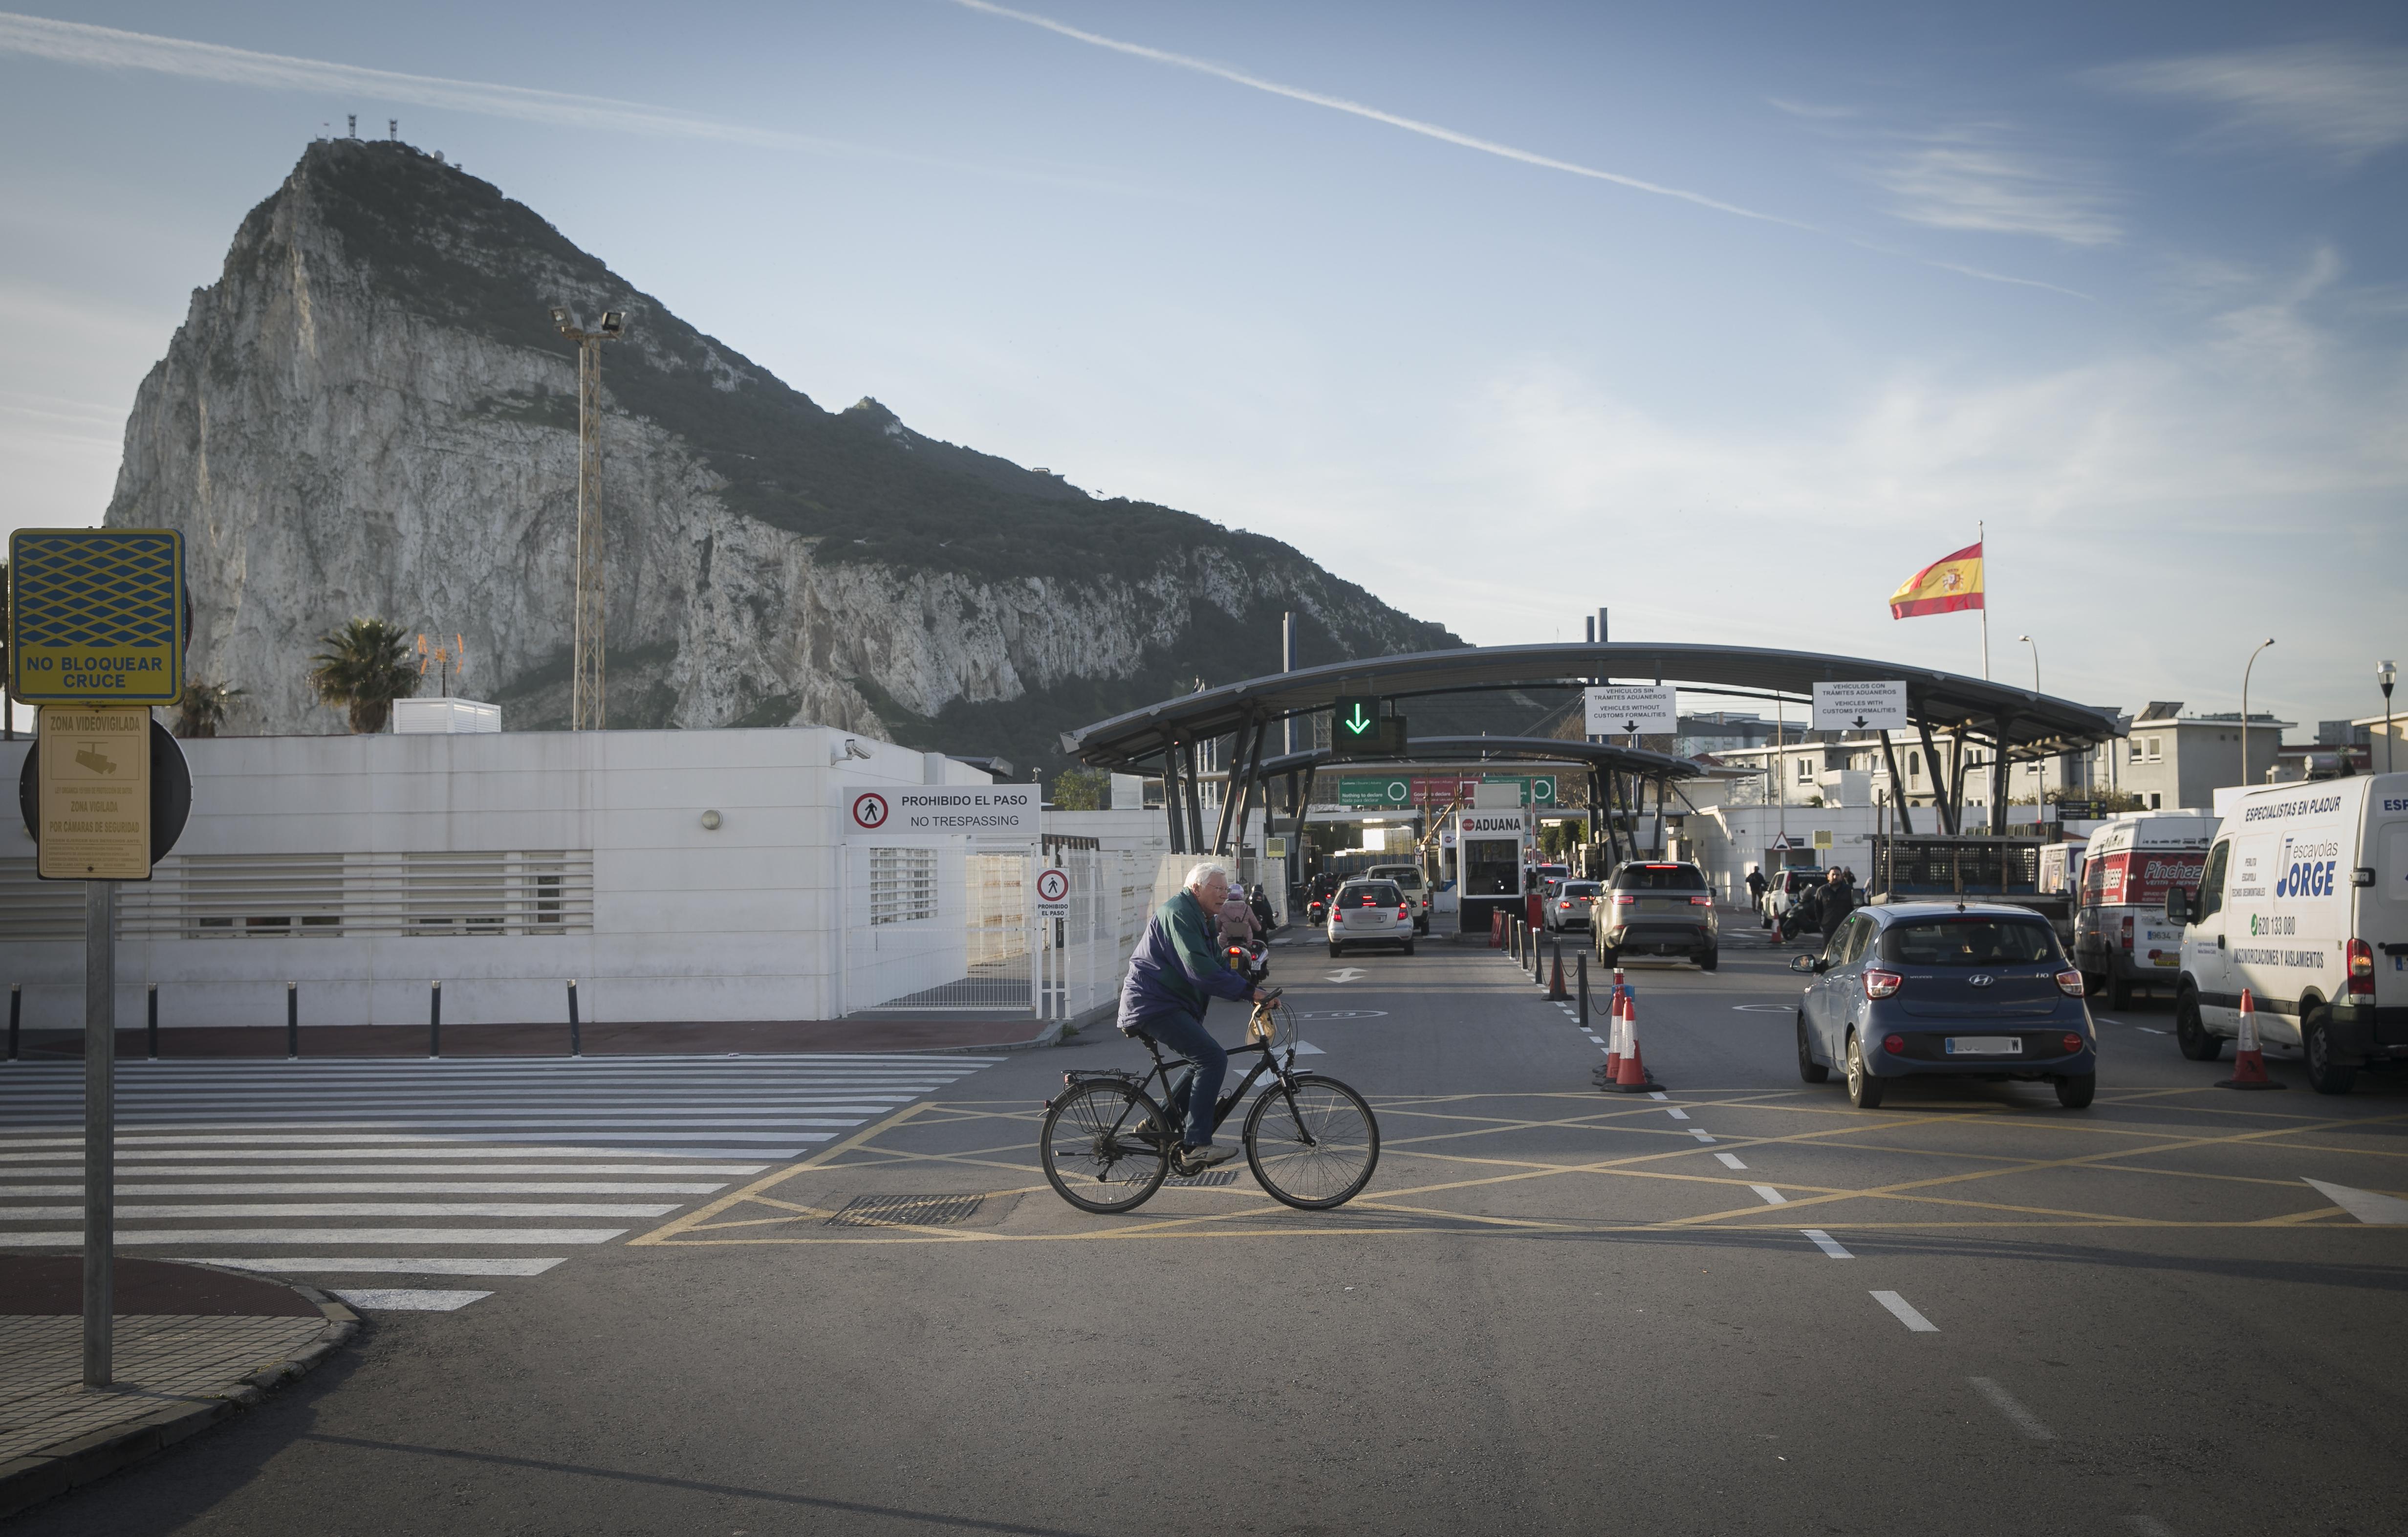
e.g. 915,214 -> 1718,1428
105,138 -> 1492,769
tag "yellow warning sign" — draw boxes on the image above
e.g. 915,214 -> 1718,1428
8,528 -> 185,705
37,705 -> 152,880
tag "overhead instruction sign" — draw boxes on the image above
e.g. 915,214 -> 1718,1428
1584,685 -> 1676,736
1811,680 -> 1908,732
845,784 -> 1038,838
9,529 -> 185,705
37,705 -> 151,879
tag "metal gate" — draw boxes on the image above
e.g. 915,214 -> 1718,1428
842,843 -> 1038,1014
1034,844 -> 1155,1025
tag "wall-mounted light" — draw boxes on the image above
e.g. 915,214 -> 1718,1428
700,810 -> 722,831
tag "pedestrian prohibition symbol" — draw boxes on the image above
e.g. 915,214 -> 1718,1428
849,791 -> 889,830
1036,867 -> 1070,917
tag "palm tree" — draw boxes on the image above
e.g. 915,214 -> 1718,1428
174,680 -> 245,738
308,618 -> 417,733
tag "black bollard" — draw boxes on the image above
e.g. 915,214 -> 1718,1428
567,979 -> 581,1057
429,980 -> 442,1059
147,984 -> 158,1060
286,982 -> 298,1060
6,983 -> 18,1061
1577,949 -> 1591,1020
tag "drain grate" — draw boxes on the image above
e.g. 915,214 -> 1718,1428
824,1193 -> 986,1228
1163,1169 -> 1241,1187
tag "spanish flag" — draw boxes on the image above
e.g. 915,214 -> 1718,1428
1888,541 -> 1984,619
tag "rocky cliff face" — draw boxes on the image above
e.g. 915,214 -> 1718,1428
105,139 -> 1468,769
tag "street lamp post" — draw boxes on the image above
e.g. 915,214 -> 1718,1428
2241,638 -> 2275,788
2016,634 -> 2040,694
2381,660 -> 2397,776
551,305 -> 625,731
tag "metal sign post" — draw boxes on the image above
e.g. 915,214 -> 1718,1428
11,528 -> 185,1392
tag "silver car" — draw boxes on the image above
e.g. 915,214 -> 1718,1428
1364,863 -> 1433,934
1327,879 -> 1416,957
1544,879 -> 1601,932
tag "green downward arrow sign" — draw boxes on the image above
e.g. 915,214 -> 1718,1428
1345,704 -> 1372,735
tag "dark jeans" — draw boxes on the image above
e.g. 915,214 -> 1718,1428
1134,1010 -> 1228,1149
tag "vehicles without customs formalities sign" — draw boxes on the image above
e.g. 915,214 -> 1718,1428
1810,680 -> 1908,732
1584,685 -> 1676,736
9,528 -> 185,705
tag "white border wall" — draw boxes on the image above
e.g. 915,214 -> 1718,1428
0,727 -> 991,1032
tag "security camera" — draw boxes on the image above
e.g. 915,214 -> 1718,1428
834,738 -> 873,764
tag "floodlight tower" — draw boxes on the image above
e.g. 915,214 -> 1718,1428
551,306 -> 625,729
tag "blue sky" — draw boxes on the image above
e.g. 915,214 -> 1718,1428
2,1 -> 2402,737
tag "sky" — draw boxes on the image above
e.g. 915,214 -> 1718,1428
1,0 -> 2403,739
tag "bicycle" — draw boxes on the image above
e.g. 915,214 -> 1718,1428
1040,974 -> 1380,1214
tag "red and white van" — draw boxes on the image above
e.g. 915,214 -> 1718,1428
2072,812 -> 2217,1008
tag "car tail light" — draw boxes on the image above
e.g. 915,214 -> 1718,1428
1863,967 -> 1903,999
2348,939 -> 2375,998
1612,893 -> 1635,905
2061,1032 -> 2086,1054
1689,896 -> 1712,906
1882,1034 -> 1905,1054
2119,915 -> 2133,952
1398,904 -> 1410,919
2055,969 -> 2086,998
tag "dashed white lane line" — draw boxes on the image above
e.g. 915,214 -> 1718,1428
1750,1185 -> 1787,1206
1714,1153 -> 1747,1170
1647,1092 -> 1669,1102
1688,1128 -> 1715,1143
1968,1376 -> 2056,1441
1665,1108 -> 1691,1121
2126,1516 -> 2176,1537
2136,1027 -> 2169,1035
197,1257 -> 565,1277
1801,1229 -> 1852,1258
1871,1290 -> 1938,1332
329,1288 -> 494,1312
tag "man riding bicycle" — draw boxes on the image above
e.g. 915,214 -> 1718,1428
1118,860 -> 1269,1173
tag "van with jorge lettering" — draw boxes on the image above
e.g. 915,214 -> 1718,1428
2072,812 -> 2217,1010
2165,773 -> 2408,1092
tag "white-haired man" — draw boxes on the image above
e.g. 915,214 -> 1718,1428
1117,860 -> 1265,1171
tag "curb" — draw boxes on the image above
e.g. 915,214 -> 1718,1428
0,1274 -> 360,1522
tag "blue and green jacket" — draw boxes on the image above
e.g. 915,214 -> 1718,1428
1117,890 -> 1252,1033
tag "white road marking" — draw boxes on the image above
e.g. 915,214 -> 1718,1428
1871,1290 -> 1937,1331
2126,1517 -> 2175,1536
1968,1376 -> 2056,1441
1648,1092 -> 1669,1102
193,1257 -> 567,1276
1714,1153 -> 1747,1170
1325,968 -> 1368,983
1801,1229 -> 1851,1258
1731,1005 -> 1792,1013
0,1195 -> 727,1204
1665,1108 -> 1690,1121
0,1228 -> 627,1246
330,1288 -> 494,1312
1750,1185 -> 1786,1206
0,1202 -> 679,1219
1291,1041 -> 1326,1056
1689,1129 -> 1715,1143
2302,1178 -> 2408,1225
2136,1027 -> 2169,1035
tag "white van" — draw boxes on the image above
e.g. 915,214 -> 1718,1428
2073,812 -> 2218,1009
2166,773 -> 2408,1092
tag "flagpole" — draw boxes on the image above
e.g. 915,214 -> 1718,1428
1978,519 -> 1989,681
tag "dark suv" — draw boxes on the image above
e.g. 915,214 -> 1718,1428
1596,861 -> 1719,970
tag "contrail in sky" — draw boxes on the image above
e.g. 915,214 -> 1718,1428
948,0 -> 2089,297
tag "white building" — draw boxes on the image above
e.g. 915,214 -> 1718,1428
0,727 -> 1173,1035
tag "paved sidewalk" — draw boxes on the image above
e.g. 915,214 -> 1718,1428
0,1257 -> 356,1519
10,1013 -> 1064,1060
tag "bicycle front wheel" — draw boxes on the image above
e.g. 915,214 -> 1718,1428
1243,1074 -> 1380,1210
1042,1080 -> 1171,1214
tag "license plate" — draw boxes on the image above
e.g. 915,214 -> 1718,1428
1945,1036 -> 2023,1056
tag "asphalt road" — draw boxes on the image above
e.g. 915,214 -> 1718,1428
25,916 -> 2408,1537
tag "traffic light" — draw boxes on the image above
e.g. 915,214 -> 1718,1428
1331,697 -> 1406,757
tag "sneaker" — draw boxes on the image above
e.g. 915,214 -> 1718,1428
1177,1143 -> 1237,1173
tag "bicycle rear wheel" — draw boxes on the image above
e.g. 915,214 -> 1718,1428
1243,1074 -> 1380,1210
1042,1080 -> 1171,1213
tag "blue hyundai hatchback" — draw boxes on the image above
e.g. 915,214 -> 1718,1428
1791,902 -> 2097,1110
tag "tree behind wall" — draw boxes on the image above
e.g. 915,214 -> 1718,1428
308,618 -> 417,734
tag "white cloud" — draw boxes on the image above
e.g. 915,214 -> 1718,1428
2098,43 -> 2408,165
1871,140 -> 2121,247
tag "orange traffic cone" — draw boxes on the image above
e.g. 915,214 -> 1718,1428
1605,988 -> 1665,1093
2215,988 -> 2287,1091
1547,944 -> 1570,1001
1602,984 -> 1627,1078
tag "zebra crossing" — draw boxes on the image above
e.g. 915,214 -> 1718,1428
0,1054 -> 998,1311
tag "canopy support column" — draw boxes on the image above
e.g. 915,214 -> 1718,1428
1161,745 -> 1186,854
1181,741 -> 1205,856
1878,730 -> 1916,836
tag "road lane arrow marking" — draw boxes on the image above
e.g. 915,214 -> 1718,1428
2303,1178 -> 2408,1224
1325,967 -> 1367,983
